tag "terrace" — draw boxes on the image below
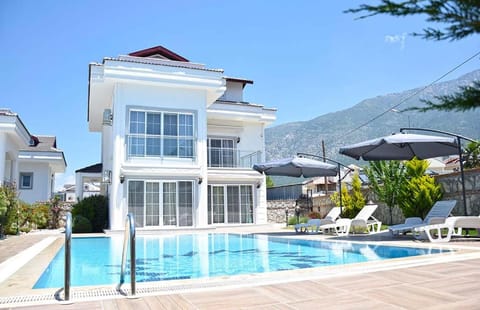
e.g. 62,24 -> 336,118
1,225 -> 480,309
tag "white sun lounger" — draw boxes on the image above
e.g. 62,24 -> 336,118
413,216 -> 480,243
388,200 -> 457,236
319,204 -> 381,236
350,204 -> 381,233
295,207 -> 341,233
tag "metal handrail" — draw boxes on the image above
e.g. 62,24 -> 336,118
120,213 -> 136,295
64,212 -> 72,301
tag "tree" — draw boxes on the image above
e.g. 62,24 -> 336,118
266,176 -> 275,188
364,160 -> 406,224
330,172 -> 365,218
398,158 -> 443,217
463,140 -> 480,168
346,0 -> 480,112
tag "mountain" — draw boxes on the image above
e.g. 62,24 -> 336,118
265,70 -> 480,165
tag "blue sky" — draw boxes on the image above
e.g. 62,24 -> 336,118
1,0 -> 478,189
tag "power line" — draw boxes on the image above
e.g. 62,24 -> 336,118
341,49 -> 480,138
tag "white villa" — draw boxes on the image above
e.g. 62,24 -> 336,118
87,46 -> 276,230
0,109 -> 66,203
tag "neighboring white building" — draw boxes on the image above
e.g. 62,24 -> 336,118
87,46 -> 276,230
0,109 -> 66,203
74,163 -> 102,201
56,181 -> 101,203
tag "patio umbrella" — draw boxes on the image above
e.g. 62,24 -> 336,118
253,156 -> 338,178
339,133 -> 459,161
253,156 -> 343,214
339,132 -> 467,214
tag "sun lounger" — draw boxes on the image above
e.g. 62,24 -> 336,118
350,204 -> 381,233
413,215 -> 480,242
319,204 -> 380,236
294,207 -> 341,233
389,200 -> 457,236
319,218 -> 352,236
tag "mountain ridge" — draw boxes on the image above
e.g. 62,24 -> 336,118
265,69 -> 480,164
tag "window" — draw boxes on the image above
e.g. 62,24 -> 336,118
19,172 -> 33,189
208,138 -> 235,167
127,180 -> 194,227
127,110 -> 194,159
208,185 -> 253,224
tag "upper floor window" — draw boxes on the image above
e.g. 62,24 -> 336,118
127,110 -> 195,159
19,172 -> 33,189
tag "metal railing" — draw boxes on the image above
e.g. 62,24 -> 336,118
120,213 -> 136,296
64,212 -> 72,301
207,148 -> 262,168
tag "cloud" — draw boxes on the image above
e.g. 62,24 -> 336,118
384,33 -> 407,49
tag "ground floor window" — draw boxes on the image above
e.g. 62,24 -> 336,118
207,185 -> 253,224
128,180 -> 193,227
19,172 -> 33,189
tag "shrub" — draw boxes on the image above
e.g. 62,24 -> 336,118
72,195 -> 108,232
288,216 -> 309,226
330,172 -> 365,218
32,203 -> 50,229
72,215 -> 92,233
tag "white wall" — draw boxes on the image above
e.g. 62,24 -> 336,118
17,162 -> 51,203
106,83 -> 210,230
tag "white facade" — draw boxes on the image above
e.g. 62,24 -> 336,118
0,109 -> 66,203
88,46 -> 276,230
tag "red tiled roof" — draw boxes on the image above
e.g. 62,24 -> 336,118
128,46 -> 189,62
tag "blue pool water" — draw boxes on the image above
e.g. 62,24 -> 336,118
34,234 -> 449,288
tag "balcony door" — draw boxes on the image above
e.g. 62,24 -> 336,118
208,138 -> 235,168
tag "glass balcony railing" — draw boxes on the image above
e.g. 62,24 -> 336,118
207,148 -> 262,168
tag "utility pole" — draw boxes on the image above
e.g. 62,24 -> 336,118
322,140 -> 328,195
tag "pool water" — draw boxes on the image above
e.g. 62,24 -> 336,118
34,234 -> 448,288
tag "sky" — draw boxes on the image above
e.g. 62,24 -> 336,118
1,0 -> 479,190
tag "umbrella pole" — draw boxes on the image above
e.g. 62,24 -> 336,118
457,137 -> 468,215
337,163 -> 342,214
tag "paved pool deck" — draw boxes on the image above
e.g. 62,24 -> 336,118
1,225 -> 480,309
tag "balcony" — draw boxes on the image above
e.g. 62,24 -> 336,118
207,148 -> 262,169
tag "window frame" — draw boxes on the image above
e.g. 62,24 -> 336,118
19,172 -> 33,190
127,108 -> 196,159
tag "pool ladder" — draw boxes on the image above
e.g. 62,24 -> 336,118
120,213 -> 136,295
64,212 -> 72,301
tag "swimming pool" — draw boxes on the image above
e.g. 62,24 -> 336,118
34,233 -> 449,288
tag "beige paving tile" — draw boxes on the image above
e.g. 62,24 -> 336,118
362,283 -> 462,308
311,273 -> 401,292
182,288 -> 278,309
254,280 -> 343,303
144,295 -> 196,310
285,292 -> 396,310
421,276 -> 479,298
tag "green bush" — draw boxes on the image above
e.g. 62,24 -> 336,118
32,203 -> 50,229
72,215 -> 92,233
288,216 -> 309,226
72,195 -> 108,232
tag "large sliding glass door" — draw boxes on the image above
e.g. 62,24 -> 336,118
208,185 -> 253,224
128,180 -> 194,228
